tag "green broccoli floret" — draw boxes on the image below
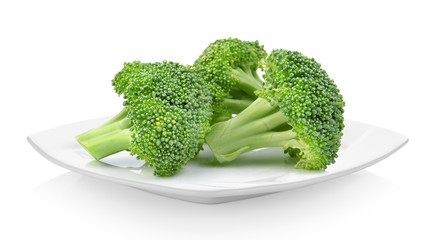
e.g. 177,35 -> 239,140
204,49 -> 345,170
76,61 -> 212,176
193,38 -> 267,122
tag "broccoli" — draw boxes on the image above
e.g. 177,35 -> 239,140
193,38 -> 267,123
204,49 -> 345,170
76,61 -> 212,176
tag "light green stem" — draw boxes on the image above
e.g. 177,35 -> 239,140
76,110 -> 132,160
223,98 -> 254,114
76,108 -> 127,142
78,128 -> 131,160
230,67 -> 263,98
229,86 -> 254,100
226,98 -> 278,129
220,110 -> 288,140
205,97 -> 294,162
209,130 -> 296,162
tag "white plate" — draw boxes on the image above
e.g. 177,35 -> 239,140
28,118 -> 408,204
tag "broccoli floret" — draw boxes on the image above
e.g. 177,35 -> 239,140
76,61 -> 212,176
193,38 -> 267,122
204,49 -> 345,170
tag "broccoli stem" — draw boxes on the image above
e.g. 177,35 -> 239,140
229,86 -> 254,100
76,109 -> 132,160
210,67 -> 262,122
205,98 -> 297,162
230,66 -> 263,98
76,108 -> 128,142
211,111 -> 232,124
222,98 -> 254,114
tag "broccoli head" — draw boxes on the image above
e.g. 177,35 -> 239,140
205,49 -> 345,170
193,38 -> 267,122
76,61 -> 212,176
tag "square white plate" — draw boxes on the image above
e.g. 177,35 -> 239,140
28,118 -> 407,204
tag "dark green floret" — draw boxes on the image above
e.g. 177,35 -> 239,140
193,38 -> 267,123
76,61 -> 212,176
205,49 -> 345,170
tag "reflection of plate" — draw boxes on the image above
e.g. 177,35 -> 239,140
28,118 -> 408,204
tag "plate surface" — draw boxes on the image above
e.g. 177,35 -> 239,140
28,118 -> 407,204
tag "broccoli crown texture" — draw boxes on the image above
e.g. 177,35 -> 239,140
112,61 -> 145,96
78,61 -> 212,176
122,61 -> 211,176
205,49 -> 345,170
193,38 -> 267,121
260,49 -> 345,169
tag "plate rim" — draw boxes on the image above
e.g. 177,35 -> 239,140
27,118 -> 408,197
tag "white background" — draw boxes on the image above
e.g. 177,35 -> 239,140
1,0 -> 438,239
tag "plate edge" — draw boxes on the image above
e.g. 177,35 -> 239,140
26,127 -> 409,199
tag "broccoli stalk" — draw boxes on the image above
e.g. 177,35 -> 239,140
206,98 -> 296,161
205,50 -> 345,170
229,65 -> 264,98
76,108 -> 131,160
